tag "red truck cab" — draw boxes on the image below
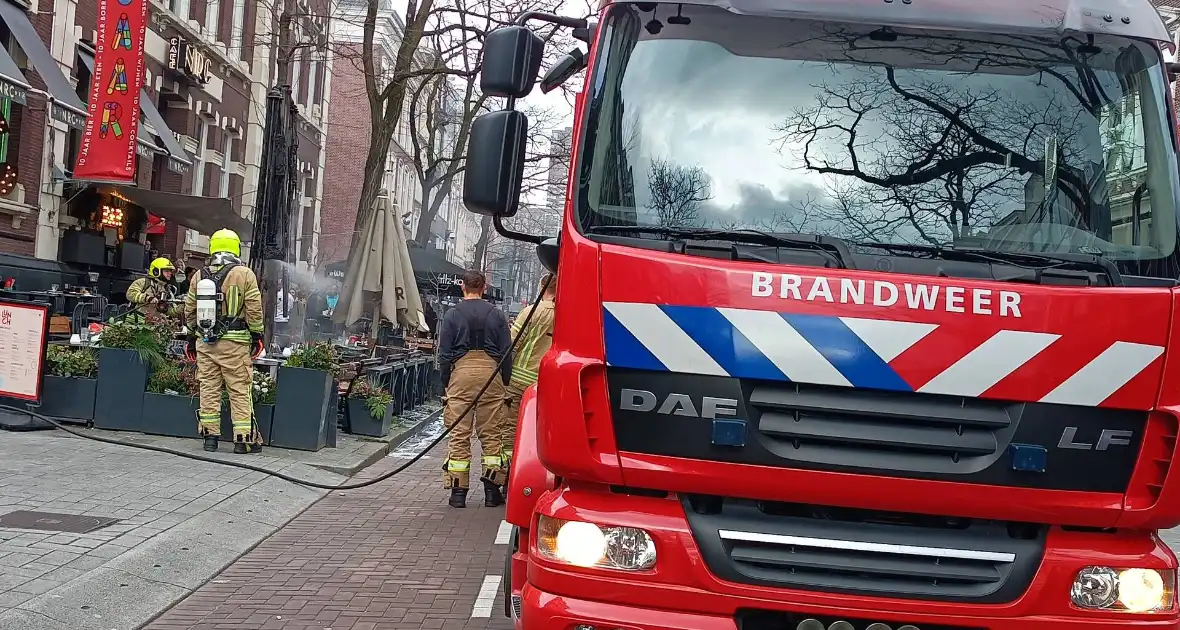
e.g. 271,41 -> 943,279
464,0 -> 1180,627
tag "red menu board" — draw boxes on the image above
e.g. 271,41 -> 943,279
0,299 -> 48,401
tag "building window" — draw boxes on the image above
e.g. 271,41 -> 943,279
219,136 -> 233,198
191,118 -> 211,195
1164,11 -> 1180,64
229,0 -> 245,60
305,52 -> 318,110
290,49 -> 301,94
169,0 -> 191,21
205,0 -> 220,41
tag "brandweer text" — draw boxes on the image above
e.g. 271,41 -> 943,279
751,273 -> 1023,318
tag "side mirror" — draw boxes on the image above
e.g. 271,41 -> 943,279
481,26 -> 546,99
539,49 -> 586,94
463,110 -> 529,218
536,237 -> 559,273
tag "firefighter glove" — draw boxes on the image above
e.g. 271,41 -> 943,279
184,335 -> 197,362
250,332 -> 265,359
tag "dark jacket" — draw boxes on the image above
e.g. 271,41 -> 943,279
437,298 -> 513,385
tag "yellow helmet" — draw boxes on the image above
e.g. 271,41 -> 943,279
209,229 -> 241,257
148,257 -> 175,278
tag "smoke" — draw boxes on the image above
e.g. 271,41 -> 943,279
277,261 -> 339,294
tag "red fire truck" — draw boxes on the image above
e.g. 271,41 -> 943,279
462,0 -> 1180,627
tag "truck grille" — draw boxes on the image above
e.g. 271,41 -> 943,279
608,368 -> 1147,493
684,497 -> 1045,603
749,384 -> 1014,475
737,609 -> 982,630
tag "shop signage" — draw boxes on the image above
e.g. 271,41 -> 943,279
135,141 -> 154,159
72,0 -> 148,182
52,106 -> 85,129
167,37 -> 211,84
0,79 -> 27,106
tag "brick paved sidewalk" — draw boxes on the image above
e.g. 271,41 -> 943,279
146,433 -> 514,630
0,431 -> 339,630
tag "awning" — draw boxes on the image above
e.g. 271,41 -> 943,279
0,0 -> 86,129
0,36 -> 28,106
77,50 -> 189,171
407,244 -> 465,280
136,90 -> 192,172
100,184 -> 252,236
405,244 -> 506,301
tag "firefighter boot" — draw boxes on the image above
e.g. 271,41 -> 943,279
233,442 -> 264,454
449,488 -> 468,508
482,477 -> 505,507
203,436 -> 218,452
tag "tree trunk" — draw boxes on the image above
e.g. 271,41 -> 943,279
413,173 -> 459,246
473,215 -> 493,271
351,122 -> 397,254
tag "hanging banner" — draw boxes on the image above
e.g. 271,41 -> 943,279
72,0 -> 148,182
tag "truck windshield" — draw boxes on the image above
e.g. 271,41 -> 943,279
577,3 -> 1180,276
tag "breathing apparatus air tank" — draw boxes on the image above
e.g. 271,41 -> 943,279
195,278 -> 218,333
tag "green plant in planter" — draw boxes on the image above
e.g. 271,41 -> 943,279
45,345 -> 98,378
350,377 -> 393,420
97,320 -> 172,370
148,360 -> 197,395
285,342 -> 341,377
252,370 -> 277,405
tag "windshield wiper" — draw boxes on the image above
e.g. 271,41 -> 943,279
588,225 -> 855,269
855,241 -> 1122,286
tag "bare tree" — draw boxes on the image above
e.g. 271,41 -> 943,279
646,158 -> 711,227
404,0 -> 588,248
772,29 -> 1112,245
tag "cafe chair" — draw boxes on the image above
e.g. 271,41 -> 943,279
90,295 -> 109,318
71,302 -> 89,335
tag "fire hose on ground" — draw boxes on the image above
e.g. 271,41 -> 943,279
0,275 -> 554,491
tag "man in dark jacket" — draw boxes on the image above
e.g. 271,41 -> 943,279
437,270 -> 513,508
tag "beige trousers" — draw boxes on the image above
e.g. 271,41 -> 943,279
443,351 -> 506,489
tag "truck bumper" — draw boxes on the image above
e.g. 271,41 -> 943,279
520,582 -> 1180,629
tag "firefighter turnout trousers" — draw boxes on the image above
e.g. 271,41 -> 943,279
195,339 -> 260,444
499,383 -> 525,468
443,351 -> 506,489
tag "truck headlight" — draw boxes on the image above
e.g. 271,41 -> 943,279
536,515 -> 656,571
1071,566 -> 1176,613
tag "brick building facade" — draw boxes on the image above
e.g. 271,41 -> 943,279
0,0 -> 331,271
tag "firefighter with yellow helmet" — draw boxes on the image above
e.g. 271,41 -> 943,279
183,229 -> 266,454
498,271 -> 557,482
124,257 -> 181,323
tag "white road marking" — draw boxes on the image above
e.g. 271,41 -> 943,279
471,574 -> 502,618
495,520 -> 512,545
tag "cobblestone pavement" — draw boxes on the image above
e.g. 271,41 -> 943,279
147,418 -> 514,630
0,430 -> 341,630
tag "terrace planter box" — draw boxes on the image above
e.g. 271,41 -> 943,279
271,366 -> 333,452
219,402 -> 275,444
345,397 -> 393,438
93,348 -> 148,432
140,392 -> 199,438
37,375 -> 97,423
